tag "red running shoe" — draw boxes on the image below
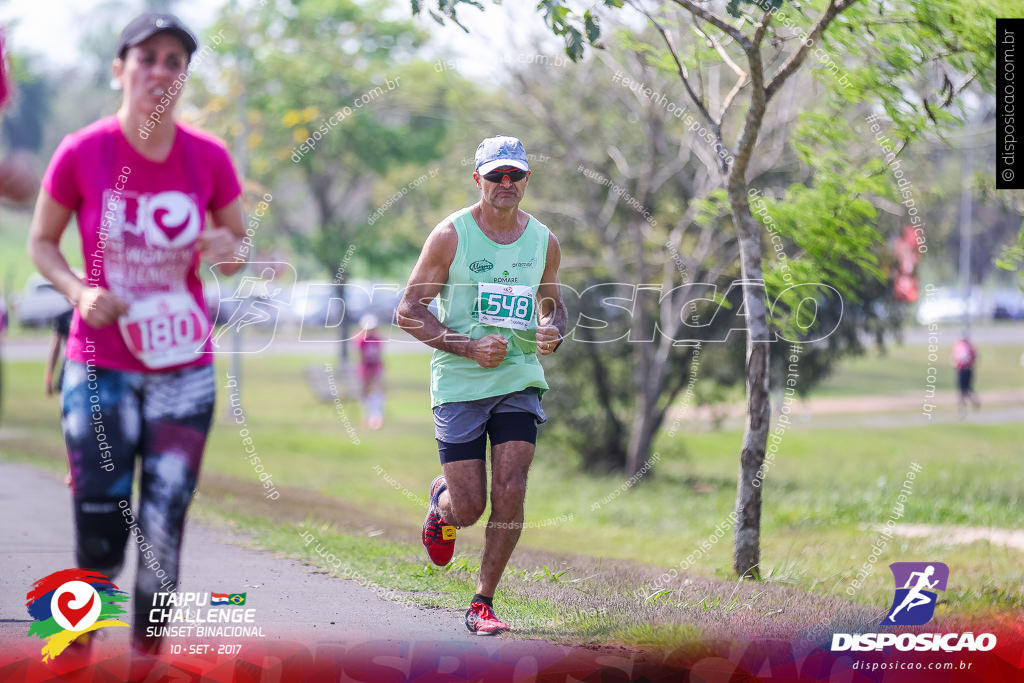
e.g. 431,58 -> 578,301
422,475 -> 456,566
465,602 -> 509,636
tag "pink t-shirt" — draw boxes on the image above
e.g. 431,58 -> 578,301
43,116 -> 242,373
356,331 -> 384,367
953,340 -> 976,371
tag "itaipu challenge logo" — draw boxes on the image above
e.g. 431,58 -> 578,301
25,569 -> 129,661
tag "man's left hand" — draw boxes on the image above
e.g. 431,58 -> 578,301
536,324 -> 561,355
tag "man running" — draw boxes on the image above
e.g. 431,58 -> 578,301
397,136 -> 566,635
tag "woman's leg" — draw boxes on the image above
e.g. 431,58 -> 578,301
132,364 -> 215,653
61,361 -> 142,581
365,369 -> 384,429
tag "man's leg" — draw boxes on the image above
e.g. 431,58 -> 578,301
461,395 -> 542,635
426,399 -> 490,565
438,458 -> 486,527
423,428 -> 487,566
478,439 -> 534,596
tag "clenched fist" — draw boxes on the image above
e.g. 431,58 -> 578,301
535,324 -> 561,355
77,286 -> 129,329
197,226 -> 241,264
468,334 -> 508,369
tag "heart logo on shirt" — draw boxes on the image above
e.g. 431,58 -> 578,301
141,191 -> 200,249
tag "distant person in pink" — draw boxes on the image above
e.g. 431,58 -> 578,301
356,313 -> 386,429
953,334 -> 980,419
27,13 -> 246,656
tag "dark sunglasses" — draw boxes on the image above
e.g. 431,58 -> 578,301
481,169 -> 528,183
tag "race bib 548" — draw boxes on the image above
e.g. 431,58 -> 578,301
476,283 -> 535,331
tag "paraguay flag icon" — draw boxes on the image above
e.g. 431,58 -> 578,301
212,592 -> 246,606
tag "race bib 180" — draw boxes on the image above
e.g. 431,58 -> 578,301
119,292 -> 209,369
476,283 -> 535,331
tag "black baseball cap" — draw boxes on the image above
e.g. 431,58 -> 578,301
117,13 -> 198,60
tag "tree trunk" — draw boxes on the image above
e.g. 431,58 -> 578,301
729,196 -> 772,580
723,33 -> 771,581
583,341 -> 628,472
625,385 -> 660,477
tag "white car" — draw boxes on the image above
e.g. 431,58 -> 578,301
915,288 -> 990,325
285,280 -> 399,328
14,274 -> 73,328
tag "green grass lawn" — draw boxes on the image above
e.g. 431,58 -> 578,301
0,208 -> 82,304
1,348 -> 1020,631
811,330 -> 1024,398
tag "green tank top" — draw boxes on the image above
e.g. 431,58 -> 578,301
430,207 -> 550,407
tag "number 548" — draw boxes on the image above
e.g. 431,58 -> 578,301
484,294 -> 531,319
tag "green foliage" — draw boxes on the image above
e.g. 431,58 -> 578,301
410,0 -> 1005,479
996,224 -> 1024,289
726,0 -> 781,19
2,54 -> 50,151
543,337 -> 636,473
819,0 -> 1012,135
414,0 -> 623,60
193,0 -> 467,278
413,0 -> 483,31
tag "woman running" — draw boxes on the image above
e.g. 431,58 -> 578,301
27,13 -> 245,655
356,313 -> 386,429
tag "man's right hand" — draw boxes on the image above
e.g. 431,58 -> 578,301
468,334 -> 508,368
77,287 -> 129,328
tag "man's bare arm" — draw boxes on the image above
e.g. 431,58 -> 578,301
535,232 -> 566,354
396,223 -> 508,369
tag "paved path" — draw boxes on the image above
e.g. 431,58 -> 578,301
0,461 -> 481,650
2,461 -> 685,681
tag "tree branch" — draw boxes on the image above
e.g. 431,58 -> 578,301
752,9 -> 772,48
692,23 -> 745,78
627,0 -> 718,131
764,0 -> 862,102
669,0 -> 752,52
719,71 -> 749,121
728,44 -> 766,190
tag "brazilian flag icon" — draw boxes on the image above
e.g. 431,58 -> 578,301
228,593 -> 246,605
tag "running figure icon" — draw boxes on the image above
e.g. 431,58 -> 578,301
211,266 -> 284,347
888,565 -> 938,622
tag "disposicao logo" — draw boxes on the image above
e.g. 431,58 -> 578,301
25,569 -> 129,661
883,561 -> 948,625
831,561 -> 996,653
